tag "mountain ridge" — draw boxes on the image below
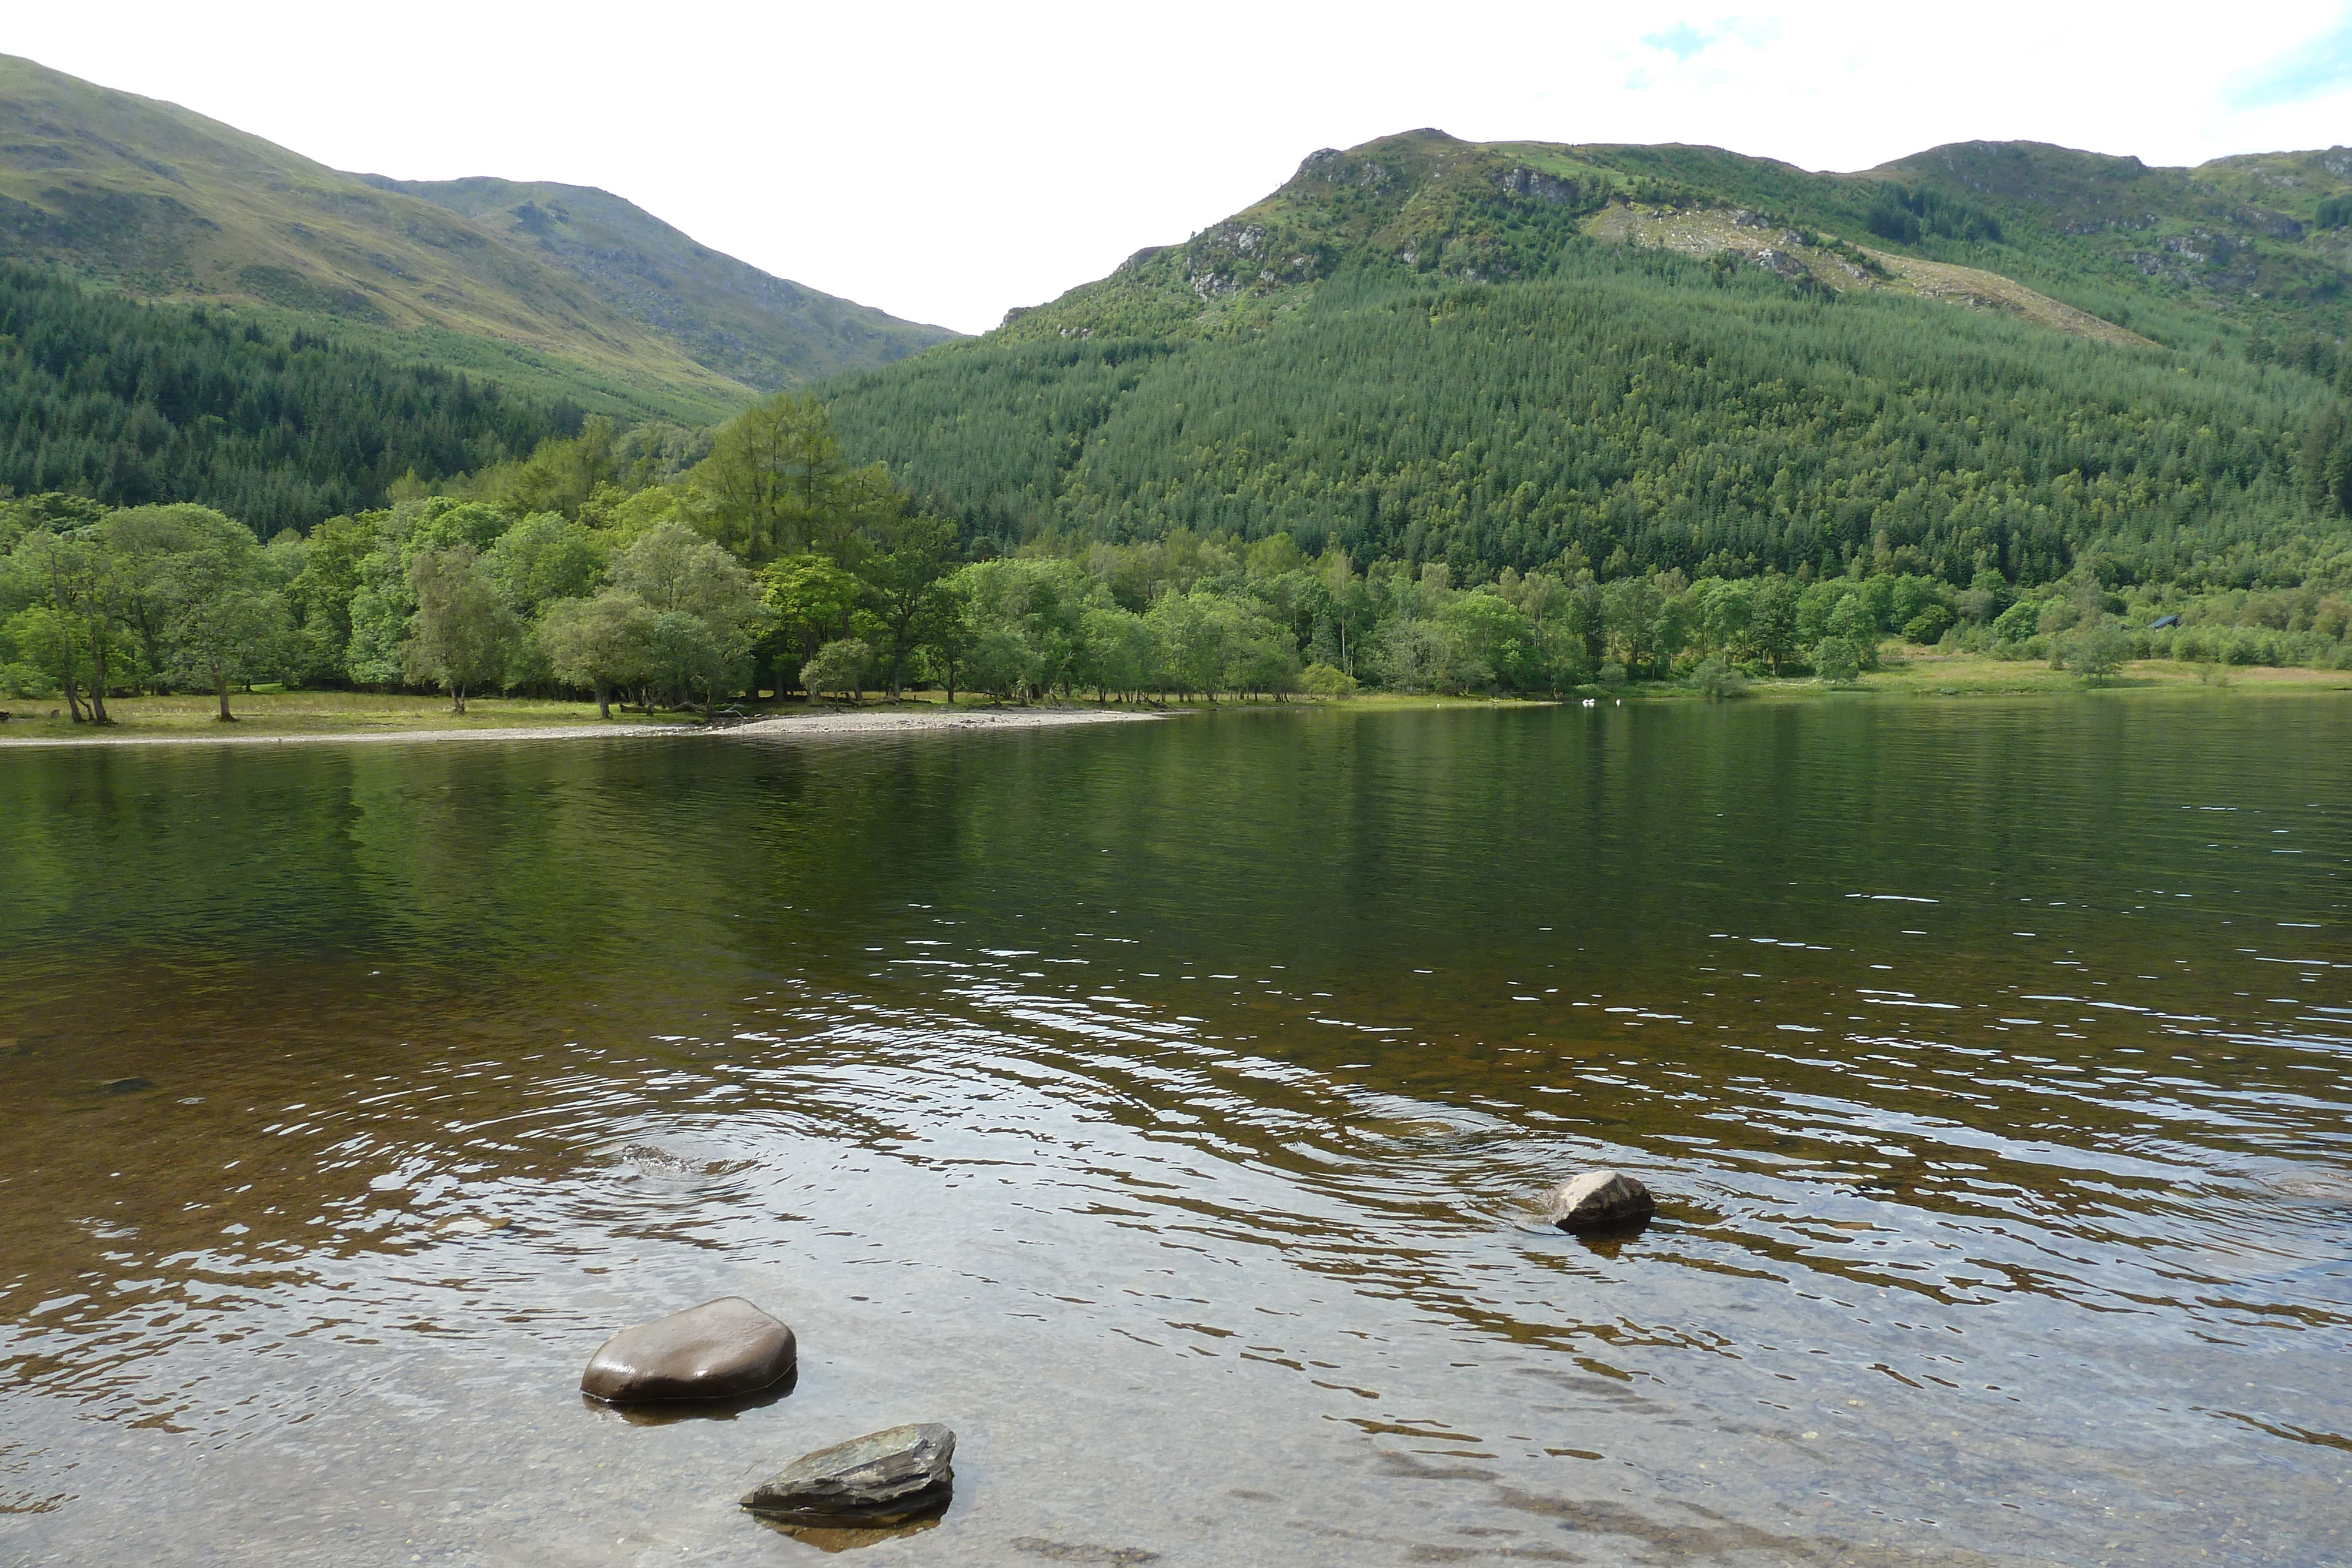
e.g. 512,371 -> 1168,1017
361,175 -> 956,392
820,126 -> 2352,593
0,54 -> 956,421
987,127 -> 2352,355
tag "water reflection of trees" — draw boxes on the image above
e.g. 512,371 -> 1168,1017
2,701 -> 2347,1403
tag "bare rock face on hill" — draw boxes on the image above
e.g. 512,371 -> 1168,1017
1584,202 -> 2155,346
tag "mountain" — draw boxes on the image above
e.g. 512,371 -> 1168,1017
0,55 -> 955,422
363,176 -> 950,395
821,129 -> 2352,589
981,129 -> 2350,350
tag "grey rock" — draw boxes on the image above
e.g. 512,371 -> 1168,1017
1546,1169 -> 1656,1232
579,1296 -> 795,1403
741,1423 -> 956,1524
1499,167 -> 1581,205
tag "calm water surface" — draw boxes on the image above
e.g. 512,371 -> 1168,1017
1,697 -> 2347,1566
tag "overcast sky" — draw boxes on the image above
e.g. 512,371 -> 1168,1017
12,2 -> 2352,335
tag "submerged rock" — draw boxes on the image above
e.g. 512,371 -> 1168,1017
1546,1169 -> 1655,1232
580,1296 -> 796,1403
740,1423 -> 957,1524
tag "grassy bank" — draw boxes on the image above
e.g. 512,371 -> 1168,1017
0,691 -> 706,741
1267,653 -> 2352,707
0,690 -> 1190,744
1693,651 -> 2352,701
5,654 -> 2346,745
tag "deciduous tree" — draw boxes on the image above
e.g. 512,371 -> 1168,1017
541,591 -> 654,718
402,546 -> 519,713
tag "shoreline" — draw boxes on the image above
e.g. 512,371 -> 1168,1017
726,706 -> 1168,740
2,657 -> 2345,750
0,703 -> 1171,750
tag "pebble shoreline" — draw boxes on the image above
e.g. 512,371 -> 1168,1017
0,704 -> 1171,749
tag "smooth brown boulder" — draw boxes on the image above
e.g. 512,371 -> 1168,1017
580,1296 -> 796,1403
1545,1169 -> 1656,1232
741,1424 -> 956,1524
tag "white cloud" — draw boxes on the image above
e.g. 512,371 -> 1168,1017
8,1 -> 2350,336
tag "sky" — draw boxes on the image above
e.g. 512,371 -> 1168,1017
10,2 -> 2352,335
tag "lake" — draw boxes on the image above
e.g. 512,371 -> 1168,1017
2,696 -> 2347,1566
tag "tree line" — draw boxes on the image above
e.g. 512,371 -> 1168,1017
0,262 -> 587,535
8,390 -> 2348,723
824,245 -> 2352,594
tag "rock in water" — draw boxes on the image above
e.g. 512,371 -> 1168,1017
1546,1169 -> 1655,1232
580,1296 -> 796,1403
740,1424 -> 957,1524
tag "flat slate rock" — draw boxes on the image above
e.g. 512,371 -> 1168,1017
1546,1168 -> 1656,1232
740,1423 -> 957,1524
580,1296 -> 796,1403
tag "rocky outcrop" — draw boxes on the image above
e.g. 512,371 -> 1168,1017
579,1296 -> 796,1403
1297,148 -> 1396,190
2233,208 -> 2306,240
1546,1169 -> 1656,1232
740,1424 -> 957,1524
1499,168 -> 1581,206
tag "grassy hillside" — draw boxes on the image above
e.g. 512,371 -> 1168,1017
0,54 -> 955,424
978,129 -> 2350,355
1596,139 -> 2352,352
824,129 -> 2352,590
370,177 -> 956,392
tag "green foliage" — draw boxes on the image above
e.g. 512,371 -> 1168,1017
1813,636 -> 1863,685
607,523 -> 773,710
1692,655 -> 1748,698
831,249 -> 2343,591
1301,661 -> 1358,696
1865,182 -> 2004,246
759,553 -> 866,666
469,420 -> 619,519
142,507 -> 291,717
801,637 -> 873,700
486,512 -> 608,616
539,590 -> 654,715
821,125 -> 2352,604
0,602 -> 74,698
639,611 -> 720,707
401,546 -> 519,712
16,330 -> 2352,731
959,558 -> 1101,698
0,263 -> 588,533
1903,603 -> 1956,643
1993,598 -> 2042,641
858,514 -> 960,696
2070,623 -> 2130,683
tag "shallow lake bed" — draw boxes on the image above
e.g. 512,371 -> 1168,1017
2,697 -> 2346,1565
